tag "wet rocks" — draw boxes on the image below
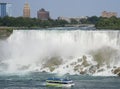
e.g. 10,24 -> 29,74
43,57 -> 63,72
112,67 -> 120,76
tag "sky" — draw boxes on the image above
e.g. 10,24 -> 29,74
0,0 -> 120,19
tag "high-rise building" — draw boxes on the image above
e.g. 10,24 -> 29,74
0,3 -> 12,17
102,11 -> 117,18
37,8 -> 50,20
23,2 -> 30,17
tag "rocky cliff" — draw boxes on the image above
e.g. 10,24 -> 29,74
0,28 -> 13,39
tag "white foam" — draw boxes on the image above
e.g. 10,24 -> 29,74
0,29 -> 119,76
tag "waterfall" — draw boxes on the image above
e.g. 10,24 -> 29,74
0,28 -> 120,75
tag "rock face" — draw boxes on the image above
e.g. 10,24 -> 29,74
51,55 -> 99,75
112,67 -> 120,76
0,29 -> 13,39
42,57 -> 63,72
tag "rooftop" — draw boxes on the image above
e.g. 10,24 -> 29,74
0,3 -> 11,4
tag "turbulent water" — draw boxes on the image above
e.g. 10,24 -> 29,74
0,72 -> 120,89
0,27 -> 120,76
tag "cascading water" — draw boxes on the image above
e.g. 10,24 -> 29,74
0,28 -> 120,76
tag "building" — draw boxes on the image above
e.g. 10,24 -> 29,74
37,8 -> 50,20
58,16 -> 71,23
23,2 -> 30,17
102,11 -> 117,18
0,3 -> 12,17
58,16 -> 88,23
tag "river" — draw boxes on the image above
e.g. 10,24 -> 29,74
0,72 -> 120,89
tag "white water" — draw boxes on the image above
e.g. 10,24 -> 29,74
0,28 -> 120,75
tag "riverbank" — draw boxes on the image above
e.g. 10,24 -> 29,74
96,27 -> 120,30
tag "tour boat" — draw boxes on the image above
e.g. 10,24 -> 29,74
46,77 -> 75,87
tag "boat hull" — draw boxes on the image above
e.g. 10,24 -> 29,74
46,82 -> 74,87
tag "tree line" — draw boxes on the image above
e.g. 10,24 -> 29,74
70,16 -> 120,30
0,17 -> 68,28
95,16 -> 120,30
0,16 -> 120,30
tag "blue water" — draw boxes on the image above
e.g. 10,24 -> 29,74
0,72 -> 120,89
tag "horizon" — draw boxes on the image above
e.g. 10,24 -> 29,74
0,0 -> 120,19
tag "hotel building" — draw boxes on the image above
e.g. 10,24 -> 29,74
102,11 -> 117,18
0,3 -> 12,17
37,8 -> 50,20
23,2 -> 30,17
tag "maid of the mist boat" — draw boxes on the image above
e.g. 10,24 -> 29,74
46,77 -> 75,87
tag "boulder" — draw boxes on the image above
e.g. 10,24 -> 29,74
112,67 -> 120,76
